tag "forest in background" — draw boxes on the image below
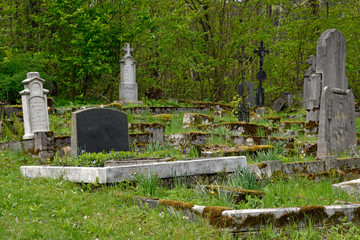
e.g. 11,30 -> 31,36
1,0 -> 360,104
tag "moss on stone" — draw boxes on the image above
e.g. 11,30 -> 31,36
277,205 -> 327,227
106,102 -> 123,111
159,199 -> 194,211
239,213 -> 275,229
16,111 -> 23,117
153,114 -> 172,121
257,163 -> 268,169
202,206 -> 233,227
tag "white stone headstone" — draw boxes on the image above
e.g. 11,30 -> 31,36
19,72 -> 50,139
119,43 -> 140,103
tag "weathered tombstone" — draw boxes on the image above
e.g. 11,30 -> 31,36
253,40 -> 269,107
316,29 -> 357,157
19,72 -> 50,139
237,82 -> 255,107
302,55 -> 322,122
316,29 -> 347,90
280,92 -> 293,107
317,87 -> 357,156
71,108 -> 129,156
119,43 -> 140,104
237,82 -> 250,122
271,98 -> 286,112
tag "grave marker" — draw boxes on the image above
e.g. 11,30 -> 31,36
253,40 -> 269,107
19,72 -> 50,139
119,43 -> 140,104
316,29 -> 357,157
71,108 -> 129,156
317,87 -> 357,156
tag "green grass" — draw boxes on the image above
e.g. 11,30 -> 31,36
49,111 -> 71,136
0,150 -> 232,239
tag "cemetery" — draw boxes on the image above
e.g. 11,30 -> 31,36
1,2 -> 360,239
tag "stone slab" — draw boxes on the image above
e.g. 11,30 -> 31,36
333,179 -> 360,197
222,204 -> 360,232
20,156 -> 247,183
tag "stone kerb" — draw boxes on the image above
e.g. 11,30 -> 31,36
71,108 -> 129,156
19,72 -> 50,139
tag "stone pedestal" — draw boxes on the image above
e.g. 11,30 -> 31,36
19,72 -> 50,140
34,131 -> 56,162
119,83 -> 138,103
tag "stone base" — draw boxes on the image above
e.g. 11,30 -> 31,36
119,83 -> 139,102
118,100 -> 143,105
22,134 -> 34,140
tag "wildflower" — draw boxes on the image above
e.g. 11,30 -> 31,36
93,160 -> 96,165
210,191 -> 215,195
328,153 -> 331,155
301,156 -> 304,159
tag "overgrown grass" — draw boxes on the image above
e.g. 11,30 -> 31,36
49,111 -> 71,136
0,114 -> 23,142
0,150 -> 232,239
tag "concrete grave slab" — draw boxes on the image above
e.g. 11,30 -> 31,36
20,156 -> 247,183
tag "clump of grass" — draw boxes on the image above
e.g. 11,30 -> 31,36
255,144 -> 286,163
227,166 -> 269,191
0,114 -> 24,142
134,172 -> 160,197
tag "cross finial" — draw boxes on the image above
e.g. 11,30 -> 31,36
253,40 -> 269,70
122,43 -> 133,56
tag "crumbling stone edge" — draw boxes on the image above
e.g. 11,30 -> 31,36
130,195 -> 360,232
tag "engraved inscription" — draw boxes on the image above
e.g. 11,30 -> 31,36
29,97 -> 47,132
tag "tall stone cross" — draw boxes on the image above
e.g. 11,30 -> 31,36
122,43 -> 133,56
253,40 -> 269,70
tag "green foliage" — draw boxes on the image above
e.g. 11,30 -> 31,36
134,172 -> 160,197
0,49 -> 46,103
255,145 -> 286,163
53,149 -> 180,167
3,0 -> 360,102
0,114 -> 24,142
227,166 -> 270,191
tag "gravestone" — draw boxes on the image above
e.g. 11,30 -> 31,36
237,82 -> 252,122
253,40 -> 269,107
237,82 -> 255,107
316,29 -> 357,157
271,98 -> 286,112
19,72 -> 50,139
119,43 -> 141,104
316,29 -> 347,90
317,87 -> 357,156
302,55 -> 322,122
71,108 -> 129,156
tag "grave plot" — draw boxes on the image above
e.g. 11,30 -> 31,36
14,96 -> 360,233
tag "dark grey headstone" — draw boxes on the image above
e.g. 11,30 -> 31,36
271,98 -> 286,112
71,108 -> 129,156
237,82 -> 255,107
